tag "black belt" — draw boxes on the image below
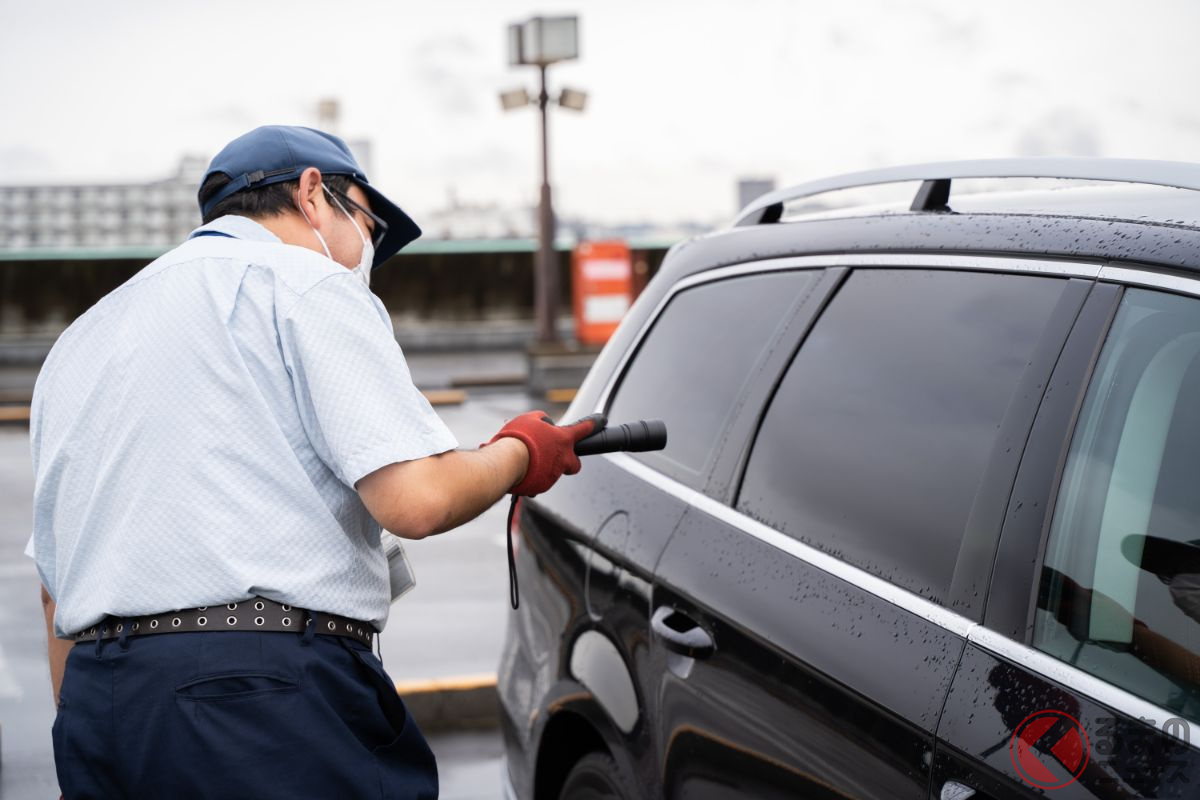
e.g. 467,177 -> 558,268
74,597 -> 376,649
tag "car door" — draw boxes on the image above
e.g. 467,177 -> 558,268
932,276 -> 1200,798
650,263 -> 1096,799
505,266 -> 842,796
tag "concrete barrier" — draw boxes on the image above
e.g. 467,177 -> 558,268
395,674 -> 499,733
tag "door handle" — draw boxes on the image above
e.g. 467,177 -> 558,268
651,606 -> 715,658
940,781 -> 976,800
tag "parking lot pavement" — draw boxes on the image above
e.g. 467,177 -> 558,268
0,426 -> 61,797
428,730 -> 506,800
0,388 -> 542,797
0,349 -> 527,403
379,390 -> 530,682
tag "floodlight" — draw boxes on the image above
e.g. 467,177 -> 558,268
512,15 -> 578,66
500,87 -> 532,111
558,87 -> 588,112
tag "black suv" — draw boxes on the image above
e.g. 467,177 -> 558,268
499,160 -> 1200,799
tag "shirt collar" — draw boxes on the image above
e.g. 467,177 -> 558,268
188,215 -> 282,244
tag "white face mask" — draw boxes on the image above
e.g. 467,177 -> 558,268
295,187 -> 375,287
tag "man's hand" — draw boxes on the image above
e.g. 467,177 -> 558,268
41,585 -> 71,708
484,411 -> 605,496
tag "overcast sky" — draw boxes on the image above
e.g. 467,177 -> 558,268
2,0 -> 1198,226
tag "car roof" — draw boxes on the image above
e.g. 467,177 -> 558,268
571,161 -> 1200,423
659,161 -> 1200,290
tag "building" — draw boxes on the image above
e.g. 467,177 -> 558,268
0,156 -> 205,250
737,177 -> 776,214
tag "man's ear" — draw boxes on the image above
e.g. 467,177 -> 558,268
295,167 -> 328,229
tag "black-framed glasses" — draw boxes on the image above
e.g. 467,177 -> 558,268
327,187 -> 388,250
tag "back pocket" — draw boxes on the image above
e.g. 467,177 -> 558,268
176,672 -> 299,701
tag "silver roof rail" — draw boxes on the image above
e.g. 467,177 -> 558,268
733,157 -> 1200,226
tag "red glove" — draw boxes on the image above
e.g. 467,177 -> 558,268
485,411 -> 605,496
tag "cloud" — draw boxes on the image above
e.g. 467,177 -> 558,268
411,35 -> 492,118
1169,114 -> 1200,135
1014,107 -> 1102,157
0,146 -> 55,182
992,71 -> 1033,91
181,103 -> 259,128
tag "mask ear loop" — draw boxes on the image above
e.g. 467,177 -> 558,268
296,189 -> 332,260
325,187 -> 368,245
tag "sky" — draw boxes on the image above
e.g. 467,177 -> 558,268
2,0 -> 1198,227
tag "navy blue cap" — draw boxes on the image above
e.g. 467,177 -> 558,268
199,125 -> 421,267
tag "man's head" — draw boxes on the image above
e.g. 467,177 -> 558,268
199,167 -> 382,273
197,126 -> 420,270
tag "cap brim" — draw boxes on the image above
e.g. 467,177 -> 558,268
357,182 -> 421,268
1121,534 -> 1200,581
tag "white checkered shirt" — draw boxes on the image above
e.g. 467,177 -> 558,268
26,215 -> 457,636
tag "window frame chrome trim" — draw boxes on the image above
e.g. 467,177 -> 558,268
1099,265 -> 1200,298
594,253 -> 1103,414
605,448 -> 1199,748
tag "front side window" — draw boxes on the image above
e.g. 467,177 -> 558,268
1036,288 -> 1200,723
738,269 -> 1067,604
606,270 -> 817,489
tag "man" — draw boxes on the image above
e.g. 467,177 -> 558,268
27,125 -> 599,798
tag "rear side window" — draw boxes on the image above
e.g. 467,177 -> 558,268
607,270 -> 817,489
737,269 -> 1067,604
1035,288 -> 1200,723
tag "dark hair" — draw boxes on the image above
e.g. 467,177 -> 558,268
198,172 -> 355,224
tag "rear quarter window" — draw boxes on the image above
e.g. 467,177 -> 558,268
606,270 -> 818,490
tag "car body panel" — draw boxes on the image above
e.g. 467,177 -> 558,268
653,503 -> 963,798
933,643 -> 1200,799
504,178 -> 1200,799
936,277 -> 1200,797
498,450 -> 691,798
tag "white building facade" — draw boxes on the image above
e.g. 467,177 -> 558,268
0,157 -> 204,250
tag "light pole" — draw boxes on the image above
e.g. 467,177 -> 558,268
502,15 -> 587,345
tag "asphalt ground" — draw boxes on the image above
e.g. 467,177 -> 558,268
0,360 -> 550,798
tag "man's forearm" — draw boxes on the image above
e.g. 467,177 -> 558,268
424,438 -> 529,536
41,585 -> 71,707
359,437 -> 529,539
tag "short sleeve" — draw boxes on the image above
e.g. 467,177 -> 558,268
25,533 -> 55,599
280,275 -> 458,487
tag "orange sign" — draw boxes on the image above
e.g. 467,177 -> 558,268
572,240 -> 633,346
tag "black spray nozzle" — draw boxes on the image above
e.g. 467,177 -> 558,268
574,418 -> 667,457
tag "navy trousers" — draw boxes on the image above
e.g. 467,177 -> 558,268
52,628 -> 438,799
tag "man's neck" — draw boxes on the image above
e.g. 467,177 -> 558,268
255,213 -> 327,257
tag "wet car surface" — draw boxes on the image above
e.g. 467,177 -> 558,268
498,161 -> 1200,799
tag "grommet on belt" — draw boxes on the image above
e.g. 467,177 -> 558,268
76,598 -> 374,649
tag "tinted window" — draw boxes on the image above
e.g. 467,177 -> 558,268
738,269 -> 1066,603
608,270 -> 817,488
1036,289 -> 1200,723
